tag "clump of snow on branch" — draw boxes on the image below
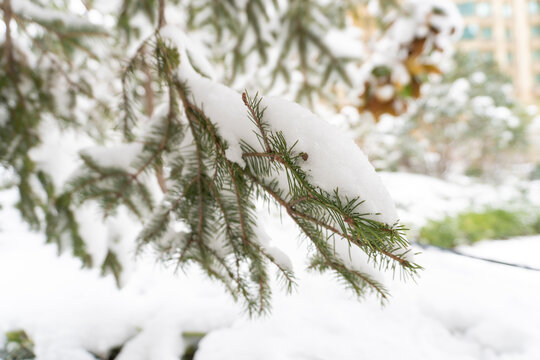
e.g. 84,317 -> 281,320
153,26 -> 413,292
162,25 -> 399,226
261,96 -> 399,225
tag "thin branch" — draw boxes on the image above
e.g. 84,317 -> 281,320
155,164 -> 168,193
4,0 -> 16,76
3,0 -> 24,105
292,212 -> 388,299
245,172 -> 412,269
242,129 -> 410,266
242,92 -> 272,153
158,0 -> 167,29
289,195 -> 313,208
242,151 -> 286,164
142,49 -> 155,117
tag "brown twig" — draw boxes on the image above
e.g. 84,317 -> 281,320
289,195 -> 312,208
242,151 -> 286,164
158,0 -> 167,29
3,0 -> 25,105
4,0 -> 16,77
142,48 -> 155,117
155,164 -> 168,193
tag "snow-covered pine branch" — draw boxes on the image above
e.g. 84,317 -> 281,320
0,0 -> 461,313
60,25 -> 418,313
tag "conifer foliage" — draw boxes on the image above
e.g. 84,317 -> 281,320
0,0 -> 458,313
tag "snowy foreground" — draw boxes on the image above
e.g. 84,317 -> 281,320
1,173 -> 539,360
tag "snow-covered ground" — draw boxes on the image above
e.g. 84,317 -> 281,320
381,172 -> 540,228
1,173 -> 539,360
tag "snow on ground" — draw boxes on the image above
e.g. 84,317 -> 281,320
1,173 -> 539,360
458,236 -> 540,269
193,203 -> 540,360
380,172 -> 540,228
0,190 -> 239,360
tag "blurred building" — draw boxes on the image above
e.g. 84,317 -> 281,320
456,0 -> 540,103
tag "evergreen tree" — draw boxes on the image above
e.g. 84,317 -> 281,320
0,0 -> 459,314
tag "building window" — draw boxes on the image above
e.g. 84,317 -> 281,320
506,28 -> 512,39
529,1 -> 540,15
535,74 -> 540,84
507,52 -> 513,63
476,2 -> 492,17
532,25 -> 540,36
458,2 -> 475,16
462,25 -> 479,40
503,4 -> 512,18
481,27 -> 492,39
533,49 -> 540,60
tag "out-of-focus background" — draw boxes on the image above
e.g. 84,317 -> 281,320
1,1 -> 539,360
346,0 -> 540,248
362,0 -> 540,173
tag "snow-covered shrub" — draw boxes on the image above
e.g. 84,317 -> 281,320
360,52 -> 534,179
